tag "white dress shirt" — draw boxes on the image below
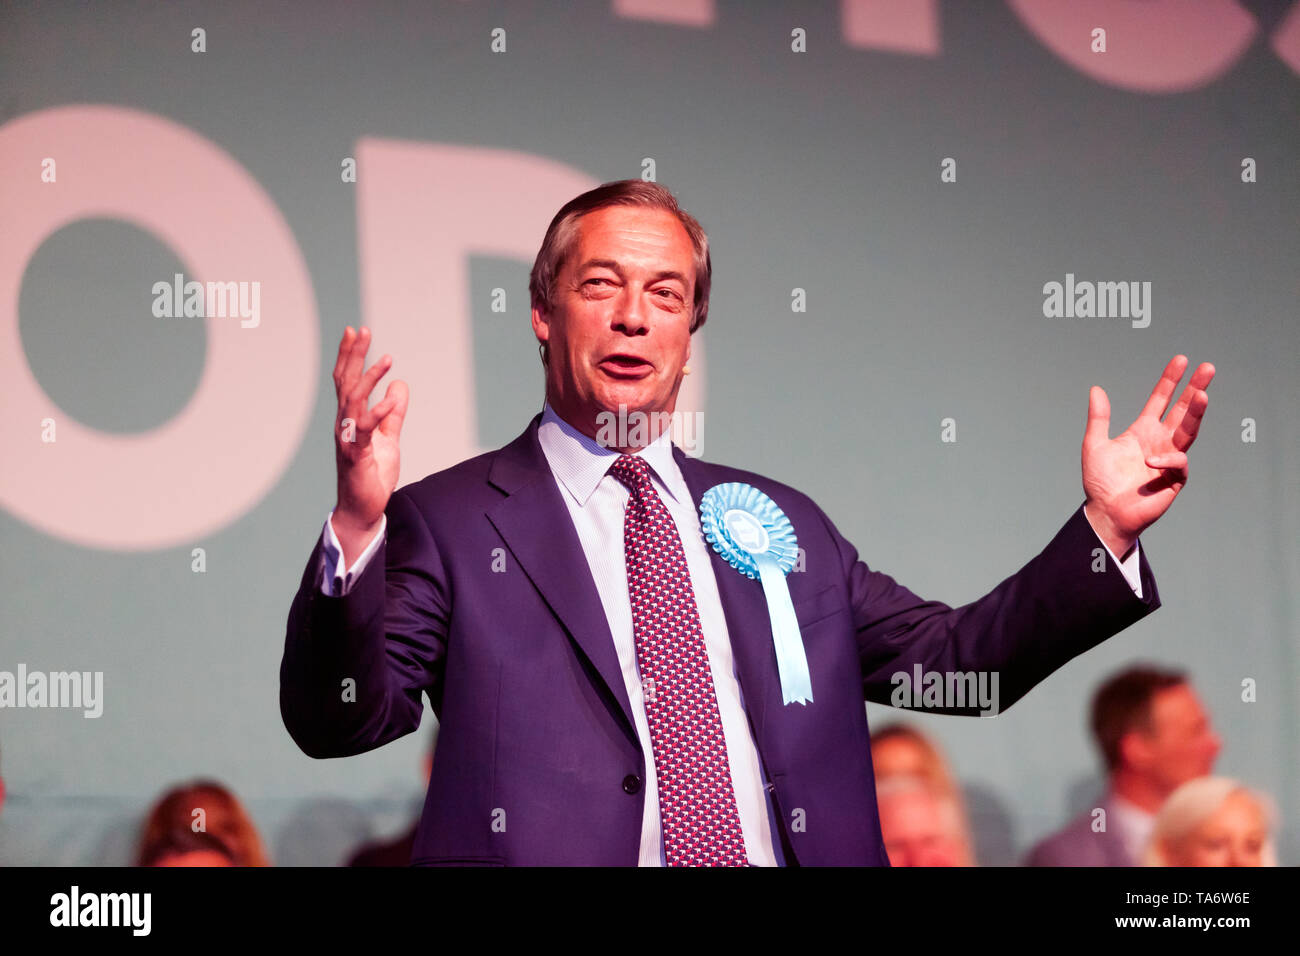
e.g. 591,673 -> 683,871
1110,791 -> 1156,864
316,406 -> 1145,866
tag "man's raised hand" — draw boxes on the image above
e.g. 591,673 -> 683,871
1081,354 -> 1214,558
332,326 -> 408,564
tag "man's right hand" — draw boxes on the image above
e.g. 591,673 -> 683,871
332,326 -> 408,567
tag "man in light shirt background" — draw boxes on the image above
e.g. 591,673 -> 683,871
1026,665 -> 1221,866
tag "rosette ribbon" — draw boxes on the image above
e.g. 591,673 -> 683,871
700,483 -> 812,705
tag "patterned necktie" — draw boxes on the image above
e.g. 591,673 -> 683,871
608,453 -> 749,867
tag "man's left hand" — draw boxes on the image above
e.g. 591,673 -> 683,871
1081,354 -> 1215,557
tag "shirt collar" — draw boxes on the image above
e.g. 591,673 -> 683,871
1109,792 -> 1154,827
537,401 -> 682,507
1108,791 -> 1156,863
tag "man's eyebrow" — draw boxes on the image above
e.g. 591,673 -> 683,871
576,259 -> 689,285
649,269 -> 689,285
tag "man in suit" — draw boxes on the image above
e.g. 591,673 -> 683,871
1024,666 -> 1221,866
281,179 -> 1215,866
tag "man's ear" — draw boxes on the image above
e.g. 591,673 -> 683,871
531,305 -> 550,346
1118,730 -> 1152,771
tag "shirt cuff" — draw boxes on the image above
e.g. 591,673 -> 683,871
318,512 -> 387,596
1082,505 -> 1142,599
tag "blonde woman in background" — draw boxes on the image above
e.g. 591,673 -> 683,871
1143,776 -> 1276,867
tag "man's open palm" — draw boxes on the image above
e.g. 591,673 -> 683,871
1082,355 -> 1215,554
334,326 -> 408,532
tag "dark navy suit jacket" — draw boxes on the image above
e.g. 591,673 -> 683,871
281,413 -> 1160,865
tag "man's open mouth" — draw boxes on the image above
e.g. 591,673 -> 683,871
599,354 -> 654,377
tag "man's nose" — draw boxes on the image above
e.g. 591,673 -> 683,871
1206,731 -> 1222,760
612,287 -> 650,334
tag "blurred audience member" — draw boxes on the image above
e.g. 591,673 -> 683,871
139,827 -> 238,867
347,741 -> 435,866
1025,665 -> 1220,866
1144,777 -> 1277,867
347,823 -> 417,868
137,779 -> 270,867
876,775 -> 968,866
871,722 -> 975,865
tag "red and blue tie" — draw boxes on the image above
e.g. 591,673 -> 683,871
609,453 -> 749,867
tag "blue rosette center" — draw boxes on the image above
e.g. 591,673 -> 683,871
700,483 -> 799,579
700,483 -> 812,705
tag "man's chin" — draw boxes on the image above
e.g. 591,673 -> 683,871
591,386 -> 663,418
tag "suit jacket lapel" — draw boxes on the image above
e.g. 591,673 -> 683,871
484,415 -> 638,742
675,446 -> 776,744
483,420 -> 780,751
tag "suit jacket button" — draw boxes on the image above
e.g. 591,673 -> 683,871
622,774 -> 642,794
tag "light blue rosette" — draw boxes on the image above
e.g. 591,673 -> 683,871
700,483 -> 812,706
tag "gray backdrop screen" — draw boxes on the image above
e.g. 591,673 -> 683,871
0,0 -> 1296,866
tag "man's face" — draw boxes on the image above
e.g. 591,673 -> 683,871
872,737 -> 928,779
1129,685 -> 1221,793
532,205 -> 695,439
878,789 -> 963,867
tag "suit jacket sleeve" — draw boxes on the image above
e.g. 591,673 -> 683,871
280,488 -> 450,758
816,502 -> 1161,714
